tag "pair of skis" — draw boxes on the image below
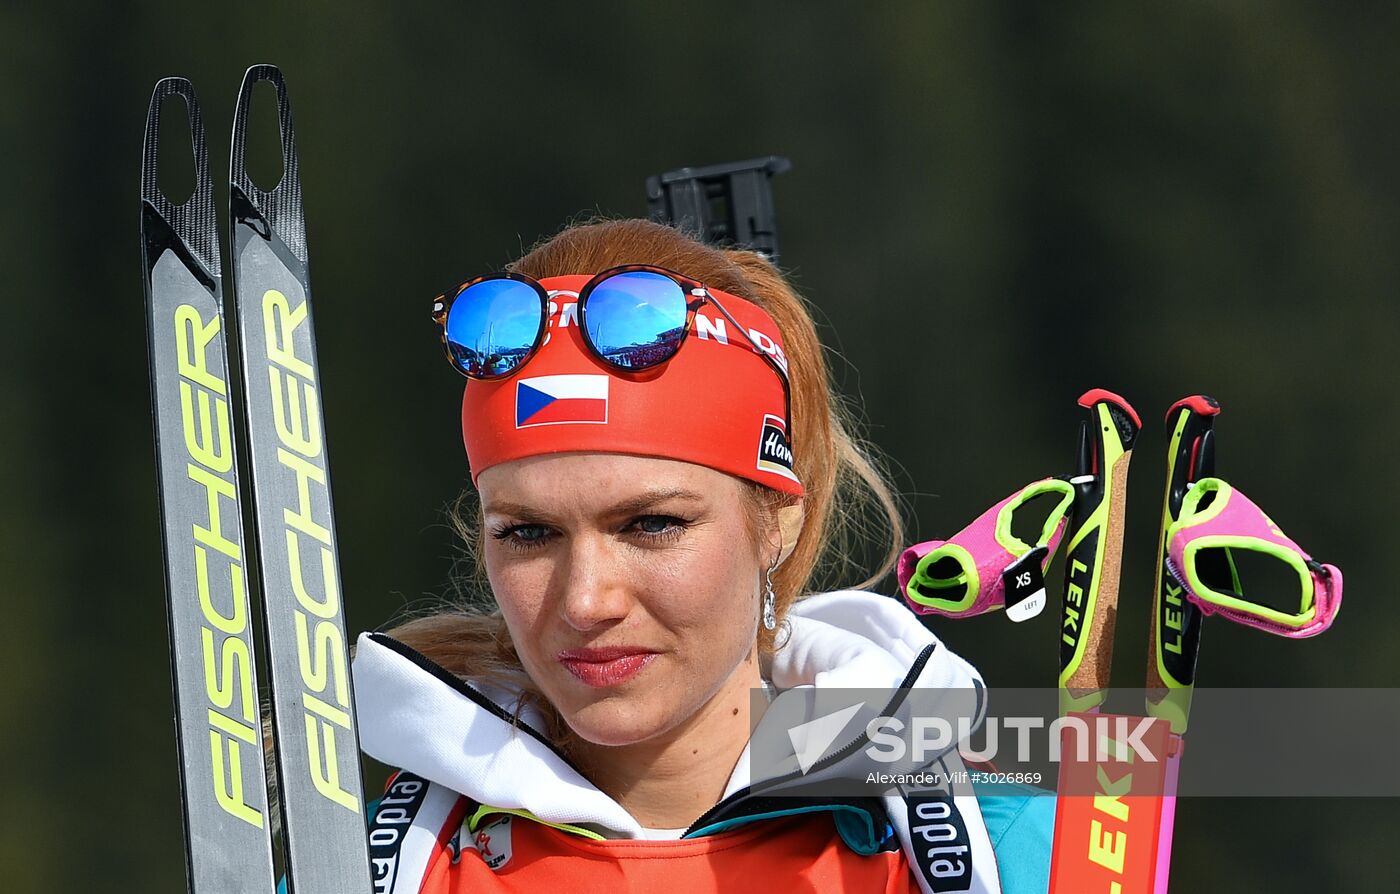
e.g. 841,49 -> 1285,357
140,66 -> 371,893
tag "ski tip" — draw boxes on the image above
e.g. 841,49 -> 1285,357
243,63 -> 286,83
1165,394 -> 1221,423
149,75 -> 195,103
232,63 -> 295,195
230,62 -> 307,262
238,63 -> 288,103
140,75 -> 220,272
142,77 -> 206,207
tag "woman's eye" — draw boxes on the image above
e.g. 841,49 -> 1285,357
631,515 -> 687,537
492,524 -> 553,549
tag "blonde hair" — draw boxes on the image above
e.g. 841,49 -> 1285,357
388,219 -> 904,739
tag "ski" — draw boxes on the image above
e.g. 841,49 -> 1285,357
226,64 -> 373,893
141,77 -> 279,893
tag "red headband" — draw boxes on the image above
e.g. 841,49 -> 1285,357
461,274 -> 802,496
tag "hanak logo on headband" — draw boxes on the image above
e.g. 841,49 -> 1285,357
757,414 -> 798,482
516,375 -> 609,427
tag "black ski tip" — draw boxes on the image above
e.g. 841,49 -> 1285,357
230,63 -> 307,262
142,77 -> 204,207
231,63 -> 296,194
245,62 -> 286,84
141,76 -> 219,275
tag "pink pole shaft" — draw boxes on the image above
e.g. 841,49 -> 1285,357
1152,747 -> 1182,893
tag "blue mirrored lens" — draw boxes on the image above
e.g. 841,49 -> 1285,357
445,279 -> 543,378
583,271 -> 688,370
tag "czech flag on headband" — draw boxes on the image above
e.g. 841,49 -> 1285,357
515,374 -> 609,428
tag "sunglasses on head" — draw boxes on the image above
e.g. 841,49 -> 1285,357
431,264 -> 793,439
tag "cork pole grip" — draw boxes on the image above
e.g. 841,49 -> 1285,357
1067,449 -> 1132,692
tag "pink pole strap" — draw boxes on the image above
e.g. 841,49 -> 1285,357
1165,478 -> 1342,638
898,477 -> 1073,619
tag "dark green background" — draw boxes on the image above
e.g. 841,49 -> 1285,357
3,2 -> 1396,889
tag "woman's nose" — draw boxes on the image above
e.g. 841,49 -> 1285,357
555,535 -> 631,631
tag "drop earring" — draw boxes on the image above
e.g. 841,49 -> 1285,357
762,560 -> 778,631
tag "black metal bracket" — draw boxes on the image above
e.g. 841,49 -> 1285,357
645,156 -> 791,263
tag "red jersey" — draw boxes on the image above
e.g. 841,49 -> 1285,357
421,809 -> 916,893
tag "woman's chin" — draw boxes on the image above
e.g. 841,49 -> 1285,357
562,699 -> 675,748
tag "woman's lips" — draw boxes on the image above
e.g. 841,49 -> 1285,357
556,647 -> 658,687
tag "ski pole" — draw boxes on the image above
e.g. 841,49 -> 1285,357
1144,395 -> 1344,891
1145,396 -> 1218,732
1059,389 -> 1141,716
1144,396 -> 1219,893
1049,390 -> 1176,894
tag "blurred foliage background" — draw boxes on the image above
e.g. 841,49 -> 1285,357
2,1 -> 1397,889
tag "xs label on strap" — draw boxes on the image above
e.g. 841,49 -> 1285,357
898,477 -> 1075,622
1166,478 -> 1343,638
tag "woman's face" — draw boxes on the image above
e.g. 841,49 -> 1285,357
478,453 -> 772,748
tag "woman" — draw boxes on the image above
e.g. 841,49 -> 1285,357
352,219 -> 1053,892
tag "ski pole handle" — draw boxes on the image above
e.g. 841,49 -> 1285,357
1145,395 -> 1218,733
1059,389 -> 1141,717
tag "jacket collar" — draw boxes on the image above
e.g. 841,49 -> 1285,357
352,589 -> 984,840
